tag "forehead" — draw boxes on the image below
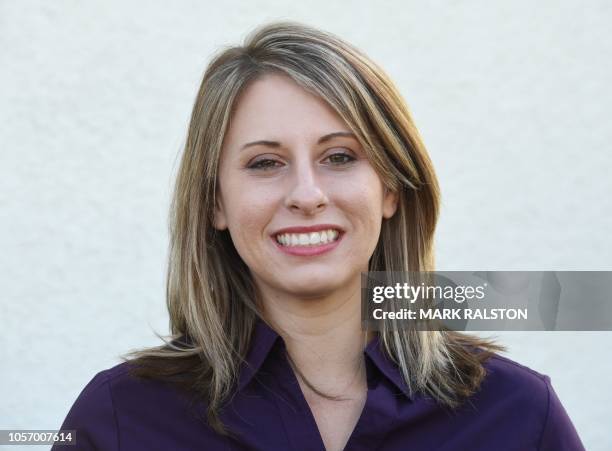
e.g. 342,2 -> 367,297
224,73 -> 349,146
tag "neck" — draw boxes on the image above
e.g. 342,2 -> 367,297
258,275 -> 376,396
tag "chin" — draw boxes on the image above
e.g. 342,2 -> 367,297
280,276 -> 350,298
287,285 -> 338,299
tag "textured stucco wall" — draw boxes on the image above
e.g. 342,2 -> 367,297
2,1 -> 611,449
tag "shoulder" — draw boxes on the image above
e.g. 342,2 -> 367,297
83,361 -> 135,392
71,361 -> 142,405
469,353 -> 584,450
53,361 -> 198,451
65,360 -> 194,416
52,362 -> 132,450
473,353 -> 553,423
480,353 -> 551,396
451,353 -> 551,433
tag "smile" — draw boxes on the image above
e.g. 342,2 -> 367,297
275,229 -> 340,247
272,228 -> 344,257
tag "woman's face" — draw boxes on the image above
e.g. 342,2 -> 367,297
215,74 -> 398,299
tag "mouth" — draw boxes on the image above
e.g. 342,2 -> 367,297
273,228 -> 343,247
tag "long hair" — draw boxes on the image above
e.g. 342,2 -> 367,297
124,21 -> 504,435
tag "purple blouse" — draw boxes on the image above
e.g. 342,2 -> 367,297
53,319 -> 585,450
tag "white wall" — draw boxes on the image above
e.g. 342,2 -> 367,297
1,1 -> 610,449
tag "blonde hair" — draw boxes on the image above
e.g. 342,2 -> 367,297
125,21 -> 504,435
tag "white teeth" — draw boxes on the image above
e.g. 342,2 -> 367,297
275,229 -> 341,247
310,232 -> 321,245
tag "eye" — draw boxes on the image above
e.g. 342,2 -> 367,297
324,151 -> 356,165
247,158 -> 283,171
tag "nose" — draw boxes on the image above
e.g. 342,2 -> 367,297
284,159 -> 329,215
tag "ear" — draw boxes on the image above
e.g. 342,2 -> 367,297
382,187 -> 399,219
213,195 -> 228,230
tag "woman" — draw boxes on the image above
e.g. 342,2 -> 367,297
54,22 -> 584,450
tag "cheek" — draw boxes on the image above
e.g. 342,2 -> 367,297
334,170 -> 385,223
225,188 -> 276,239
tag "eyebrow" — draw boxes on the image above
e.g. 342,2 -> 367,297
240,131 -> 357,150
